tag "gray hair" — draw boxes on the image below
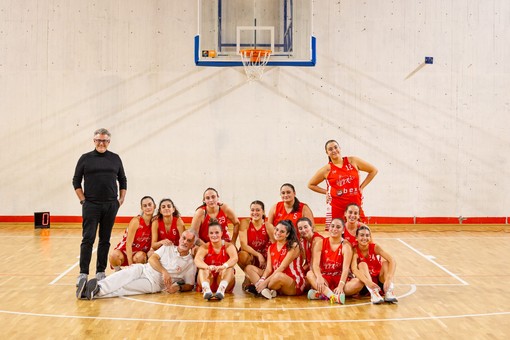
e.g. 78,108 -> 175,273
182,229 -> 197,241
94,128 -> 111,137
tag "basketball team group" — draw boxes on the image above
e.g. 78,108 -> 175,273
73,129 -> 397,305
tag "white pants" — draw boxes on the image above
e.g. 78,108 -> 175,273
97,264 -> 160,298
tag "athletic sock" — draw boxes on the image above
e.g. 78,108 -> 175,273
202,282 -> 212,299
217,280 -> 228,295
324,288 -> 334,299
202,282 -> 211,292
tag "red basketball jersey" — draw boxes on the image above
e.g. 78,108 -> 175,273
247,221 -> 270,256
156,217 -> 180,245
204,242 -> 230,266
301,231 -> 324,266
326,158 -> 365,220
355,243 -> 382,279
273,201 -> 305,232
343,226 -> 358,247
269,242 -> 305,292
320,238 -> 344,276
198,206 -> 232,243
116,216 -> 152,253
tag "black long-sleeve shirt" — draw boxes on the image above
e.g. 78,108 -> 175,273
72,149 -> 127,203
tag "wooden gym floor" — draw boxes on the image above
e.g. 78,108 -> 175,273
1,223 -> 509,339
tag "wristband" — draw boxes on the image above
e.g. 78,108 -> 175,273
223,263 -> 229,269
259,276 -> 266,281
340,280 -> 346,285
80,199 -> 85,205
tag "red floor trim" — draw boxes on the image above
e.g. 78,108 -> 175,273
1,215 -> 507,224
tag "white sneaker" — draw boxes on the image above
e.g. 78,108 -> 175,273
370,289 -> 384,304
96,272 -> 106,281
384,290 -> 398,303
307,289 -> 321,300
327,292 -> 345,304
261,288 -> 277,300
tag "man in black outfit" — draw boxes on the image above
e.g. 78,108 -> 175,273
73,128 -> 127,288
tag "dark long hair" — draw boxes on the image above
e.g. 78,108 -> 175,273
325,139 -> 339,162
156,198 -> 181,220
280,183 -> 301,213
250,200 -> 266,220
277,219 -> 302,252
196,187 -> 222,210
139,196 -> 156,216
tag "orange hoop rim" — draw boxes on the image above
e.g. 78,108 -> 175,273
240,49 -> 272,63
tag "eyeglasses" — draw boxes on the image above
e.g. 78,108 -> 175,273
94,139 -> 110,144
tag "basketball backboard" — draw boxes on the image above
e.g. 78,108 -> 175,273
195,0 -> 315,67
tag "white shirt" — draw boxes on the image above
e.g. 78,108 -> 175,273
144,245 -> 197,290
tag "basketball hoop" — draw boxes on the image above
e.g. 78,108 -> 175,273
239,49 -> 271,81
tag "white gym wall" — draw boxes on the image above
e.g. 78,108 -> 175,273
0,1 -> 508,220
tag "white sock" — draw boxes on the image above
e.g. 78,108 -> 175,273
366,286 -> 377,295
202,282 -> 211,293
324,288 -> 334,299
217,280 -> 228,294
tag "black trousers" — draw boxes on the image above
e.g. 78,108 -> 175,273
80,200 -> 119,275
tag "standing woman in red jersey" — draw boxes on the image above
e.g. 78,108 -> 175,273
267,183 -> 315,235
308,140 -> 378,230
246,220 -> 306,299
238,200 -> 275,290
190,187 -> 240,247
109,196 -> 155,271
151,198 -> 185,251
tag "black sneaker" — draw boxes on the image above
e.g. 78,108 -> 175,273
203,290 -> 213,300
85,278 -> 99,300
244,284 -> 258,296
76,276 -> 87,299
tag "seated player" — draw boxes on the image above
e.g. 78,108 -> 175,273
108,196 -> 154,271
351,225 -> 398,304
194,220 -> 238,300
306,218 -> 363,303
238,200 -> 275,290
245,220 -> 306,299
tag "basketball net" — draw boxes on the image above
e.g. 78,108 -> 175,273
239,49 -> 272,81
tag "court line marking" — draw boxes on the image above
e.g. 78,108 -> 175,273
49,247 -> 97,285
396,238 -> 469,285
1,308 -> 509,323
120,284 -> 416,310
